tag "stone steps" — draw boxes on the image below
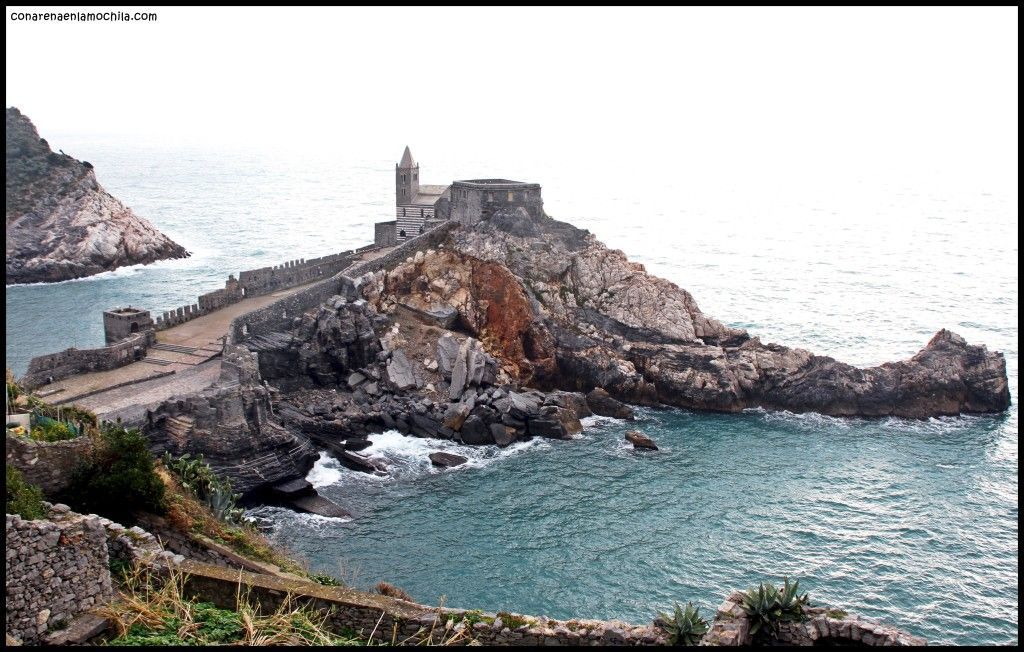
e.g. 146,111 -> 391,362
141,357 -> 174,366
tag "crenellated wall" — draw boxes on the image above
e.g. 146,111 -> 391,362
21,330 -> 154,389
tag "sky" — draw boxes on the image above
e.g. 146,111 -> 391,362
5,6 -> 1019,190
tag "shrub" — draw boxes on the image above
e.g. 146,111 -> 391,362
162,452 -> 243,524
739,577 -> 810,639
61,424 -> 166,521
657,601 -> 709,645
29,417 -> 78,442
6,464 -> 46,520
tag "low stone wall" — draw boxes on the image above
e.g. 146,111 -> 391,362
173,559 -> 666,646
134,513 -> 287,576
5,433 -> 93,495
702,591 -> 926,646
5,506 -> 113,644
21,331 -> 154,389
346,221 -> 458,279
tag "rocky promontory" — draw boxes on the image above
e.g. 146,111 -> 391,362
5,107 -> 189,284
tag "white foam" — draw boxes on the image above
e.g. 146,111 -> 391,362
581,415 -> 626,429
306,451 -> 344,488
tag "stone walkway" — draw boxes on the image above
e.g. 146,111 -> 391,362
43,282 -> 320,418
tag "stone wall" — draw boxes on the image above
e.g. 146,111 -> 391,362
5,433 -> 93,495
21,331 -> 154,389
448,180 -> 543,226
702,591 -> 926,646
226,274 -> 349,345
172,559 -> 666,646
5,506 -> 113,644
346,220 -> 458,279
134,513 -> 286,575
375,220 -> 398,247
237,252 -> 353,297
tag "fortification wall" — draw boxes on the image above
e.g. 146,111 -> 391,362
5,507 -> 113,643
346,221 -> 457,279
374,220 -> 398,247
5,433 -> 93,496
21,330 -> 154,389
226,274 -> 347,345
154,253 -> 358,331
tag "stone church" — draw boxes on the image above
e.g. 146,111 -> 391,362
374,146 -> 545,247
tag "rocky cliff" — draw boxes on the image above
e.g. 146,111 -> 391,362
5,107 -> 189,284
358,209 -> 1010,418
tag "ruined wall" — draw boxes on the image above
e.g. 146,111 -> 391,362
5,507 -> 113,644
21,330 -> 154,389
449,181 -> 543,225
5,433 -> 93,496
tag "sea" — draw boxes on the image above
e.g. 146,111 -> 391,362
5,138 -> 1018,645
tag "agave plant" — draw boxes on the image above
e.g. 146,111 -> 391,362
658,601 -> 709,645
740,577 -> 811,639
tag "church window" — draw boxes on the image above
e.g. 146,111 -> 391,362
420,208 -> 424,217
414,172 -> 418,180
508,191 -> 514,201
487,192 -> 493,202
400,229 -> 407,238
402,208 -> 406,217
419,225 -> 425,234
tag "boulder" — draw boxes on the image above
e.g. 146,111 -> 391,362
436,334 -> 460,378
625,430 -> 658,450
429,451 -> 469,468
344,438 -> 372,451
347,371 -> 366,388
291,493 -> 351,518
387,349 -> 417,390
339,450 -> 386,474
460,415 -> 493,445
490,423 -> 518,447
443,401 -> 472,431
449,339 -> 470,400
587,388 -> 635,419
270,478 -> 313,499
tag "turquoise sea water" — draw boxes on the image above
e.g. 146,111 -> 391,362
5,140 -> 1018,644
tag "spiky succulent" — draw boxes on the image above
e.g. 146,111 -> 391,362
740,577 -> 810,638
658,601 -> 710,645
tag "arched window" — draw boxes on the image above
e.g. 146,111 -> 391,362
420,208 -> 424,217
400,229 -> 407,238
419,225 -> 425,234
130,322 -> 139,334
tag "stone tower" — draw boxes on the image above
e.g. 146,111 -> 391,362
395,146 -> 419,206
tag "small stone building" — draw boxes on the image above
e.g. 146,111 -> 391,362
102,306 -> 154,344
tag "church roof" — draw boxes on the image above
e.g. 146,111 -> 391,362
411,184 -> 450,206
399,146 -> 416,168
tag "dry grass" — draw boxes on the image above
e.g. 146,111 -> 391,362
158,467 -> 311,577
97,564 -> 477,646
375,581 -> 414,602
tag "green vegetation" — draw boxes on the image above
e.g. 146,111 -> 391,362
28,415 -> 79,442
6,464 -> 46,520
6,368 -> 20,403
456,610 -> 494,626
657,601 -> 709,645
310,572 -> 342,587
162,452 -> 243,524
739,577 -> 810,639
62,424 -> 166,522
825,608 -> 848,619
99,566 -> 365,646
494,611 -> 532,630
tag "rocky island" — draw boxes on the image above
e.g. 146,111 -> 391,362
5,107 -> 189,284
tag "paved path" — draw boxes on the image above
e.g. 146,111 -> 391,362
43,282 -> 320,418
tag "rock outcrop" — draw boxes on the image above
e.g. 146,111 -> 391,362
5,107 -> 189,284
625,430 -> 658,450
360,209 -> 1008,418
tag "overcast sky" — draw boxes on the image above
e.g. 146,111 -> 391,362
5,6 -> 1019,189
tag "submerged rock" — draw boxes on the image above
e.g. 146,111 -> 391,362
625,430 -> 658,450
429,451 -> 468,468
